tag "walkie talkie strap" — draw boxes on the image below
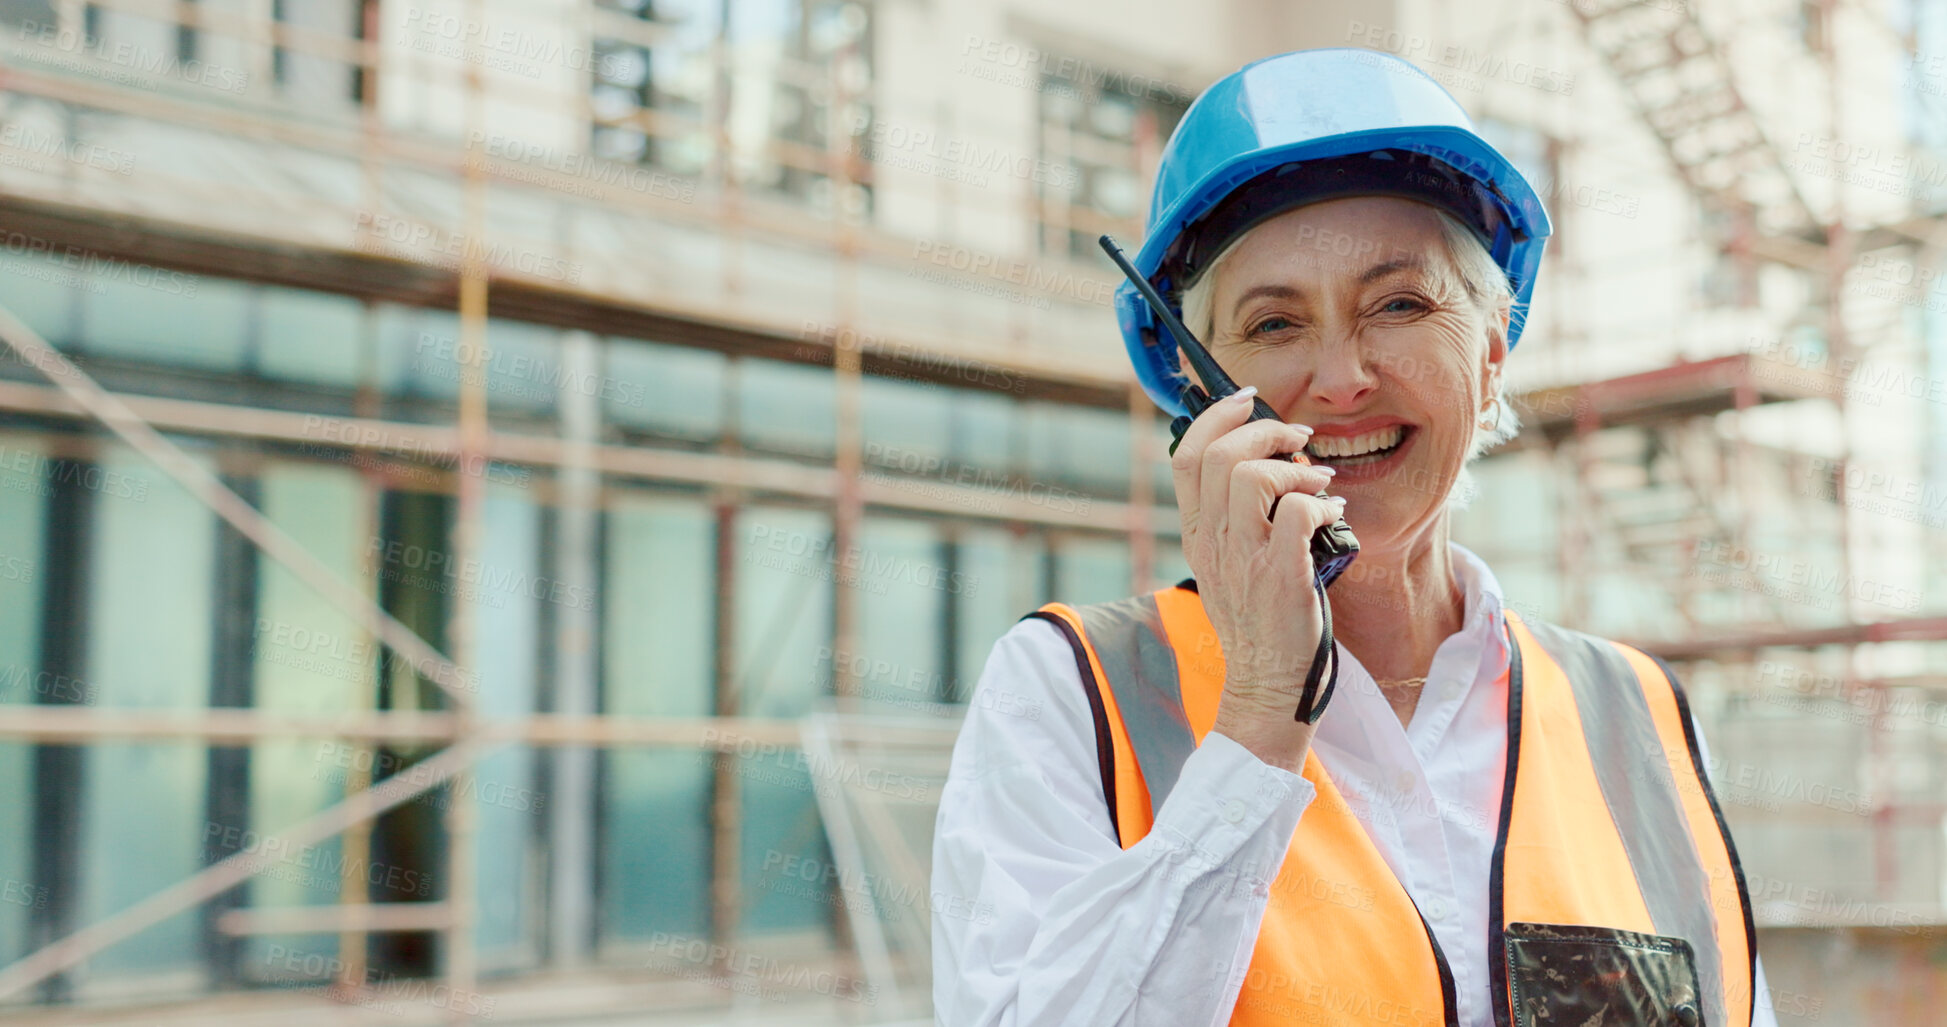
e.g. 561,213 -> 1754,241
1295,574 -> 1337,724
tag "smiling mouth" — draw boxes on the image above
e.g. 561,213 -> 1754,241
1303,425 -> 1414,468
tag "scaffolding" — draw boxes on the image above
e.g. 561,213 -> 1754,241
0,0 -> 1942,1021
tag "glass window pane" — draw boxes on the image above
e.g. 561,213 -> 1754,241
951,527 -> 1044,703
375,304 -> 462,401
1054,536 -> 1131,607
852,516 -> 946,707
862,378 -> 950,474
735,506 -> 833,716
1024,402 -> 1131,495
0,433 -> 45,964
949,390 -> 1016,474
478,320 -> 562,420
470,485 -> 544,965
1152,537 -> 1192,592
601,494 -> 714,942
738,360 -> 834,459
258,287 -> 365,388
0,251 -> 78,344
77,444 -> 210,986
81,274 -> 251,373
604,339 -> 724,439
733,505 -> 832,934
244,463 -> 368,973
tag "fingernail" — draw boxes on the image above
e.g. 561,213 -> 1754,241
1315,465 -> 1337,476
1291,423 -> 1313,433
1231,386 -> 1257,401
1329,495 -> 1348,504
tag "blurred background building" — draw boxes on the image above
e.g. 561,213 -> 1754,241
0,0 -> 1942,1022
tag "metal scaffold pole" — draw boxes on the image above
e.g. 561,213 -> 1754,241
444,0 -> 492,1015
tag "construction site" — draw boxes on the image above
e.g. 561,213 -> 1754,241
0,0 -> 1941,1022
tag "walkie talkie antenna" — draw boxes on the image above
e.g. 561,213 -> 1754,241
1098,235 -> 1238,398
1097,234 -> 1359,726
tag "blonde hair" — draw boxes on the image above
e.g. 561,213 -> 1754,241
1174,205 -> 1521,509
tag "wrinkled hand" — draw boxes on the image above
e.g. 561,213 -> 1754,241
1169,388 -> 1345,772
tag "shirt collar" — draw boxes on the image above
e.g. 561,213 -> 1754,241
1447,540 -> 1511,670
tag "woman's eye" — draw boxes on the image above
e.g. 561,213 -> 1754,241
1380,296 -> 1427,315
1249,316 -> 1293,335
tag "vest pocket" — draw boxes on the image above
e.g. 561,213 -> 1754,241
1505,922 -> 1704,1026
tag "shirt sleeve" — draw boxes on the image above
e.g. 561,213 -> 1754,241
1688,708 -> 1778,1027
931,617 -> 1318,1027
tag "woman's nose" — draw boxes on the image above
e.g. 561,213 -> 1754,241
1306,342 -> 1378,410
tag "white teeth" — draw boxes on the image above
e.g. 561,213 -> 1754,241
1305,425 -> 1405,459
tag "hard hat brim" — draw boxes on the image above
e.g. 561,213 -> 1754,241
1118,127 -> 1553,419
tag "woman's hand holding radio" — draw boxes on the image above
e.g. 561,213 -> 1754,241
1169,386 -> 1346,774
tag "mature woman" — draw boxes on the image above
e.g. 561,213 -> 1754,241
932,49 -> 1775,1027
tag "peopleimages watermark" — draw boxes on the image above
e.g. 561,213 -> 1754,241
1793,457 -> 1947,530
1739,867 -> 1931,935
12,21 -> 250,93
352,211 -> 583,285
1345,22 -> 1575,95
261,944 -> 498,1018
412,331 -> 647,408
0,441 -> 152,502
0,121 -> 135,176
795,321 -> 1029,394
0,664 -> 98,705
0,549 -> 33,586
850,116 -> 1079,191
251,615 -> 482,695
400,6 -> 623,80
1753,661 -> 1947,728
646,931 -> 877,1006
812,646 -> 957,706
203,823 -> 434,898
0,230 -> 197,295
465,131 -> 695,203
1691,539 -> 1922,613
863,441 -> 1093,517
297,414 -> 533,489
370,537 -> 595,612
957,35 -> 1188,105
744,523 -> 979,597
759,849 -> 994,927
1,878 -> 48,910
699,727 -> 937,804
1789,133 -> 1947,202
1744,334 -> 1890,407
1846,252 -> 1947,314
312,742 -> 545,814
909,239 -> 1117,307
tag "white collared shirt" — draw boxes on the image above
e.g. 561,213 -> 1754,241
931,541 -> 1775,1026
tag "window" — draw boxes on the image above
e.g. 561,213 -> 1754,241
240,463 -> 368,979
0,433 -> 47,970
75,446 -> 213,991
1036,59 -> 1188,261
590,0 -> 874,214
951,527 -> 1049,702
732,505 -> 832,933
600,494 -> 716,944
1051,535 -> 1130,608
271,0 -> 368,110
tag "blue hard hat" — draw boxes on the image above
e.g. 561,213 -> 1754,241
1116,48 -> 1554,418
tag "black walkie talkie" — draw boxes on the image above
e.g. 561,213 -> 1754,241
1100,234 -> 1353,723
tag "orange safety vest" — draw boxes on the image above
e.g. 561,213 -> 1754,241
1028,584 -> 1755,1027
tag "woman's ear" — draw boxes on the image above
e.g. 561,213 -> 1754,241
1480,299 -> 1512,400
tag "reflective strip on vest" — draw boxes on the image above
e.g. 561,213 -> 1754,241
1516,618 -> 1728,1027
1034,591 -> 1754,1027
1070,593 -> 1195,820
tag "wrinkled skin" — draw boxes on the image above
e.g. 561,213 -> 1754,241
1173,196 -> 1508,762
